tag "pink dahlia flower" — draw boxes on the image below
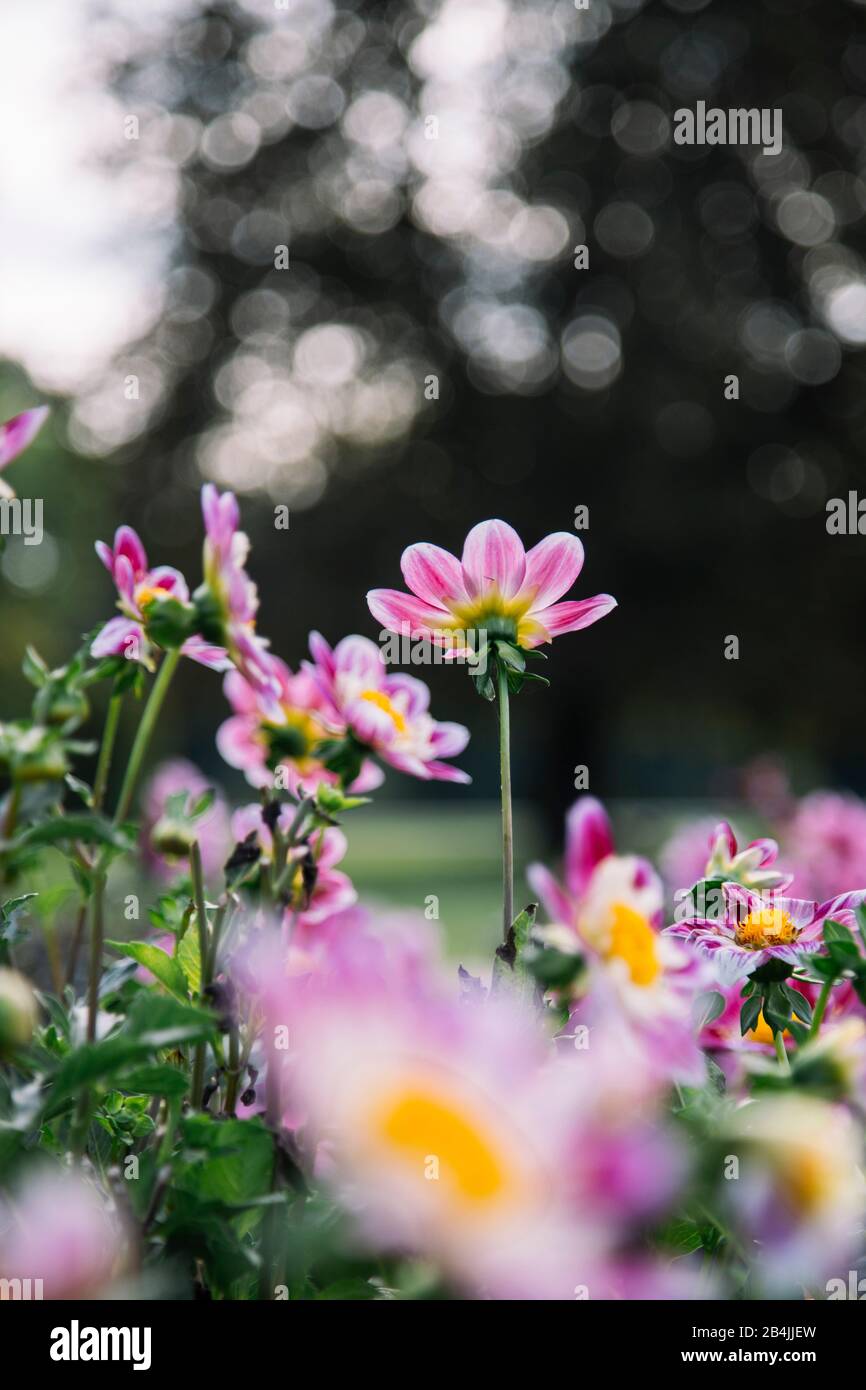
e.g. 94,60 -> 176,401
528,797 -> 708,1085
200,484 -> 282,712
661,817 -> 791,900
91,523 -> 228,671
216,662 -> 382,795
665,882 -> 866,986
230,804 -> 357,928
367,519 -> 616,655
303,632 -> 470,783
705,820 -> 792,892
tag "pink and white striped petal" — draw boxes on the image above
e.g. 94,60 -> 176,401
519,533 -> 585,610
460,519 -> 526,600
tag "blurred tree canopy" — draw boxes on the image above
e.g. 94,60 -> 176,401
3,0 -> 866,828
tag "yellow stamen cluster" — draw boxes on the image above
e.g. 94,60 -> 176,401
734,906 -> 798,951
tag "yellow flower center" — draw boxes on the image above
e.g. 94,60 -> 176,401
374,1087 -> 510,1204
605,902 -> 662,986
135,584 -> 168,610
734,907 -> 798,950
360,689 -> 407,733
749,1010 -> 791,1046
784,1148 -> 833,1213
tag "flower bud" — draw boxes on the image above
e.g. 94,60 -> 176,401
0,967 -> 38,1055
149,813 -> 197,859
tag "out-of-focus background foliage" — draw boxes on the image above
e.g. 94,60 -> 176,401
2,0 -> 866,958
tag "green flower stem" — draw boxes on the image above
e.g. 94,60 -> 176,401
808,977 -> 833,1040
224,1021 -> 241,1117
92,690 -> 123,811
83,652 -> 181,1061
496,660 -> 514,944
112,648 -> 181,827
85,873 -> 105,1043
190,840 -> 210,1110
2,781 -> 21,841
773,1029 -> 790,1072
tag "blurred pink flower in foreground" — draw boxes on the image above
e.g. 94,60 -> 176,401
367,519 -> 616,655
234,916 -> 698,1299
529,797 -> 708,1084
304,632 -> 470,783
92,523 -> 228,671
0,1169 -> 126,1299
721,1096 -> 864,1291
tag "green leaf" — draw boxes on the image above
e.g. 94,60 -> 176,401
64,774 -> 94,807
176,926 -> 201,997
176,1116 -> 274,1207
693,990 -> 726,1030
739,994 -> 762,1036
823,918 -> 855,946
124,992 -> 214,1047
3,814 -> 130,854
122,1064 -> 189,1099
106,941 -> 189,1001
22,646 -> 49,687
190,789 -> 216,819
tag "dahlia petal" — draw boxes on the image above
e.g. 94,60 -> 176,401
400,542 -> 467,610
182,635 -> 230,670
460,519 -> 526,600
0,406 -> 48,470
382,750 -> 433,779
315,827 -> 348,870
749,836 -> 780,867
564,796 -> 614,897
113,525 -> 147,578
527,863 -> 574,926
383,672 -> 431,716
350,759 -> 385,793
367,589 -> 458,640
347,697 -> 396,746
528,594 -> 618,641
91,617 -> 143,660
223,668 -> 261,717
300,875 -> 358,924
428,721 -> 470,758
710,821 -> 737,859
700,943 -> 756,987
94,540 -> 114,574
424,760 -> 471,784
818,890 -> 866,921
148,566 -> 189,602
721,882 -> 762,920
334,635 -> 386,686
216,715 -> 264,773
114,554 -> 137,609
519,532 -> 584,609
307,631 -> 336,680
